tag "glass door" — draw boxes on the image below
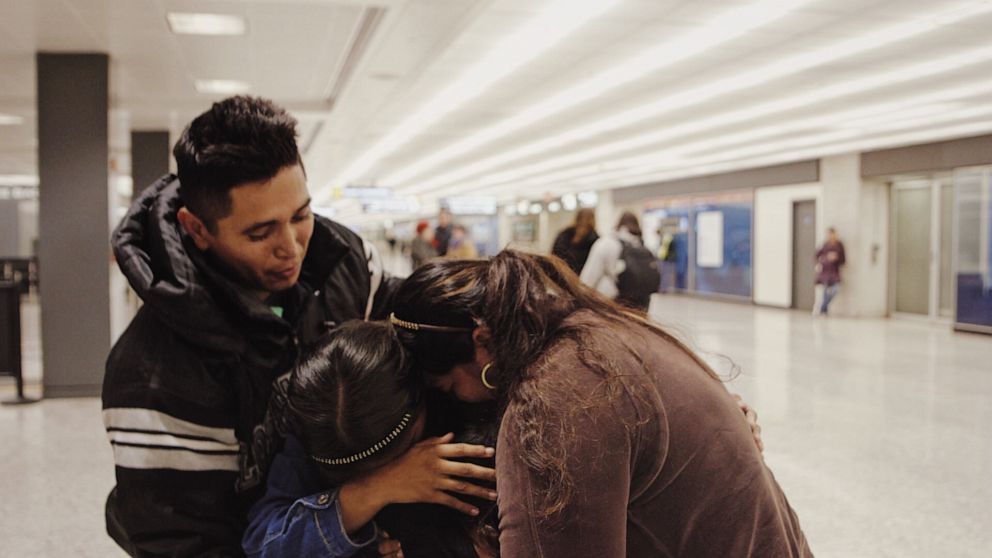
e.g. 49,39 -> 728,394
953,167 -> 992,333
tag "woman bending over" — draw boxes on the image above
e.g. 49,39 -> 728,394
390,250 -> 812,557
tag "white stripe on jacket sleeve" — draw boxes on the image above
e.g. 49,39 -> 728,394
110,444 -> 239,472
103,408 -> 240,472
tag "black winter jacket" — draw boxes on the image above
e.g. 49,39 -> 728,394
102,175 -> 399,557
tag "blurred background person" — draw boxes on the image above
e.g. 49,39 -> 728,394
656,225 -> 678,293
551,208 -> 599,275
445,224 -> 479,259
411,220 -> 437,271
433,207 -> 454,256
580,211 -> 660,311
814,227 -> 846,316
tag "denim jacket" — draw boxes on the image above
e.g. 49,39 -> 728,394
242,435 -> 378,557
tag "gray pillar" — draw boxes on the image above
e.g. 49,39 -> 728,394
131,130 -> 170,195
0,201 -> 18,257
37,52 -> 110,397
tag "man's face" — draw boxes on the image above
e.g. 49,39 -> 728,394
194,164 -> 314,299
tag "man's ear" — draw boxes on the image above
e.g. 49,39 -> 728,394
177,207 -> 213,251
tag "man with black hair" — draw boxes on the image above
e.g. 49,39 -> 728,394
102,96 -> 399,556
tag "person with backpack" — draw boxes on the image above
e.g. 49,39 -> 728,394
580,211 -> 661,311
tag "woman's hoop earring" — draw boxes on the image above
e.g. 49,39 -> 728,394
480,363 -> 497,390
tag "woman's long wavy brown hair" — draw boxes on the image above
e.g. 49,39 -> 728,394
392,249 -> 720,519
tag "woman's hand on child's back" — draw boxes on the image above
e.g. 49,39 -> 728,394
373,432 -> 497,516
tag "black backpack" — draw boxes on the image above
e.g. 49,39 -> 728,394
616,240 -> 661,310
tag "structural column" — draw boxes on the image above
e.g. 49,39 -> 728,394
37,53 -> 110,397
130,130 -> 170,195
819,154 -> 888,318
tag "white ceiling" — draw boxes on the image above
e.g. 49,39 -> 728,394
1,0 -> 991,224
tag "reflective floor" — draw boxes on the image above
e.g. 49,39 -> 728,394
1,296 -> 990,557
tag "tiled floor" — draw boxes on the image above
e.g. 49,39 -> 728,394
1,295 -> 990,557
651,296 -> 992,558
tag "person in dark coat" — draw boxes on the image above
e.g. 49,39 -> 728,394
814,227 -> 846,315
551,208 -> 598,274
102,96 -> 400,556
433,207 -> 454,256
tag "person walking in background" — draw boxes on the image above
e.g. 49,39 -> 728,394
410,220 -> 437,271
444,224 -> 479,259
580,211 -> 660,311
814,227 -> 846,315
656,225 -> 679,293
433,207 -> 454,256
551,208 -> 599,274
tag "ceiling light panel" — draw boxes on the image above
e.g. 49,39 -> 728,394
603,119 -> 992,194
167,13 -> 247,36
416,45 -> 992,200
383,0 -> 817,187
332,0 -> 620,187
497,113 -> 992,201
433,71 -> 992,199
194,79 -> 252,95
441,93 -> 992,202
398,0 -> 992,197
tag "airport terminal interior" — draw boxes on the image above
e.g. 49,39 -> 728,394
1,0 -> 991,556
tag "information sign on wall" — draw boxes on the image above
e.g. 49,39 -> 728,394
443,196 -> 497,215
696,211 -> 724,268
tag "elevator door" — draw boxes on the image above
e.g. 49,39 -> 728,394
792,200 -> 816,311
894,186 -> 932,315
892,179 -> 956,318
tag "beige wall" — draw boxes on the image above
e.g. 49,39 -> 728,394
820,154 -> 889,318
753,183 -> 822,308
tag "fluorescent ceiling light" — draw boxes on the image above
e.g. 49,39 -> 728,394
423,45 -> 992,200
831,103 -> 963,131
603,119 -> 992,194
484,118 -> 992,202
0,114 -> 24,125
561,194 -> 577,211
385,0 -> 815,187
457,101 -> 992,202
649,87 -> 992,162
167,13 -> 247,36
0,174 -> 39,186
195,79 -> 252,95
401,0 -> 992,196
332,0 -> 620,186
511,111 -> 992,199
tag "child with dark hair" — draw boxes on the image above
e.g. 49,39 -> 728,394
243,320 -> 498,558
